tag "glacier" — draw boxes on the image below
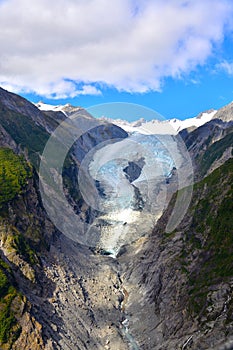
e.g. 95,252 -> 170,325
83,132 -> 180,256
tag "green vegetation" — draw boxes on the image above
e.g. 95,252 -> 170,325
0,269 -> 10,297
0,100 -> 54,346
0,148 -> 32,207
0,259 -> 21,346
0,224 -> 38,346
0,158 -> 40,345
9,227 -> 38,266
180,159 -> 233,316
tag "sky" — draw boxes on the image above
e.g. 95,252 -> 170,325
0,0 -> 233,121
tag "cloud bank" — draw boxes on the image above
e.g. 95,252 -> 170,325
0,0 -> 232,98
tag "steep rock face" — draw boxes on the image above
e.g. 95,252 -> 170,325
119,159 -> 233,350
181,118 -> 233,179
72,123 -> 128,165
0,87 -> 56,133
179,101 -> 233,181
123,158 -> 145,183
0,124 -> 18,151
11,311 -> 48,350
0,175 -> 56,349
213,101 -> 233,123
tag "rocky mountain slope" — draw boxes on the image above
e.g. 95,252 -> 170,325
0,87 -> 232,349
0,148 -> 56,349
180,104 -> 233,180
119,158 -> 233,349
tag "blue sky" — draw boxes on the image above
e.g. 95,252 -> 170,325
0,0 -> 233,121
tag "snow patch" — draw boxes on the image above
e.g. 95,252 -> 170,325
105,110 -> 218,135
35,102 -> 217,135
35,101 -> 82,116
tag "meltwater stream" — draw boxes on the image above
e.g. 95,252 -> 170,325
86,132 -> 176,256
122,318 -> 140,350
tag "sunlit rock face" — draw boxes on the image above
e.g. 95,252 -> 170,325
81,132 -> 184,256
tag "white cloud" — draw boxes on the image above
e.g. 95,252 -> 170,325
0,0 -> 232,98
217,60 -> 233,75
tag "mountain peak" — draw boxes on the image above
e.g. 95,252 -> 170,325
35,101 -> 82,116
101,109 -> 218,135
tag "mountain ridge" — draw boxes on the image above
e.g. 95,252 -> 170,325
0,87 -> 232,349
35,100 -> 221,134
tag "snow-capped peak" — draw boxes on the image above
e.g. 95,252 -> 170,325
168,109 -> 217,133
35,101 -> 218,135
103,109 -> 218,135
35,101 -> 82,116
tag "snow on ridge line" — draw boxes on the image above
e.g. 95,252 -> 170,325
35,101 -> 68,112
105,109 -> 218,135
35,101 -> 82,116
169,110 -> 218,133
35,101 -> 217,135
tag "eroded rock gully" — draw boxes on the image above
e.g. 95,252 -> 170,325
25,233 -> 138,350
21,225 -> 232,350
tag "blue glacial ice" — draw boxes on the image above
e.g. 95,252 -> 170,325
81,132 -> 184,256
